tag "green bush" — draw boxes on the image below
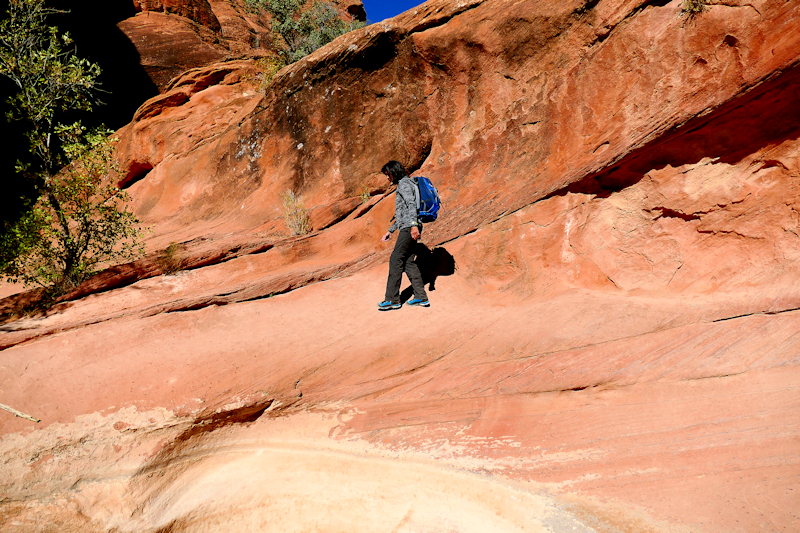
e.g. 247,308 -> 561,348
246,0 -> 365,64
254,55 -> 285,90
680,0 -> 708,23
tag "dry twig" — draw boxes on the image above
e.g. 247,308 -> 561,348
0,403 -> 41,422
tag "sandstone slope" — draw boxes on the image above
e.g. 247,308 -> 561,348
1,0 -> 799,531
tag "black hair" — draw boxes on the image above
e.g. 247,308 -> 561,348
381,160 -> 408,184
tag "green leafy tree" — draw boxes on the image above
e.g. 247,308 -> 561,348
5,125 -> 144,293
0,0 -> 99,182
247,0 -> 365,64
0,0 -> 144,297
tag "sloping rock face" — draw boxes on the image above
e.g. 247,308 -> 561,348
119,0 -> 367,91
1,0 -> 800,532
132,0 -> 223,31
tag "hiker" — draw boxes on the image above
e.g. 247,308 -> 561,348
378,160 -> 430,310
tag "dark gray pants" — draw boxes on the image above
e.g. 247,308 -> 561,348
384,227 -> 428,303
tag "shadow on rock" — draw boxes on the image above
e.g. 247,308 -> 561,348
401,245 -> 456,303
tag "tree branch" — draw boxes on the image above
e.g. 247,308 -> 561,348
0,402 -> 41,422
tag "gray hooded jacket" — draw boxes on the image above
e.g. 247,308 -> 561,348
388,176 -> 419,233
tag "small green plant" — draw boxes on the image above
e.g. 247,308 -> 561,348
281,190 -> 311,235
680,0 -> 708,24
359,183 -> 371,203
158,242 -> 184,275
253,55 -> 284,91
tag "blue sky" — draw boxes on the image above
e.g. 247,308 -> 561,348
361,1 -> 426,23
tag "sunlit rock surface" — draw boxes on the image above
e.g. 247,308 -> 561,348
1,0 -> 799,531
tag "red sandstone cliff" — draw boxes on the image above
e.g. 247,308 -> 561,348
1,0 -> 799,531
119,0 -> 366,90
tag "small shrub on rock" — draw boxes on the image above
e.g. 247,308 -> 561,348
254,56 -> 284,91
359,184 -> 371,203
281,190 -> 311,235
680,0 -> 708,24
158,242 -> 184,275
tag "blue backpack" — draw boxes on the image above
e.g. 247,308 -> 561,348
413,176 -> 442,223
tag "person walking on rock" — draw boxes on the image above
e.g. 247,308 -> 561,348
378,160 -> 430,311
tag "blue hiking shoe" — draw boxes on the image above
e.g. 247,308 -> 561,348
407,298 -> 430,307
378,300 -> 402,311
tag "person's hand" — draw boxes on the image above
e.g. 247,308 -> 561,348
411,226 -> 420,240
381,232 -> 391,242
